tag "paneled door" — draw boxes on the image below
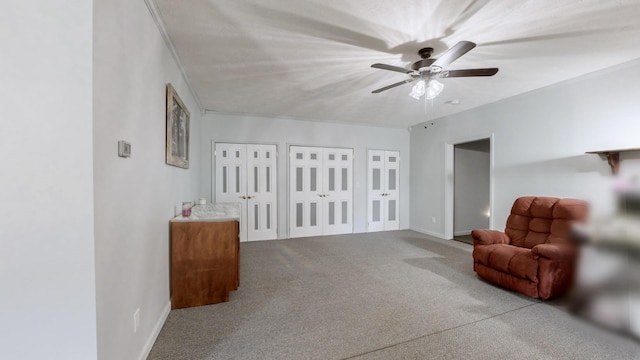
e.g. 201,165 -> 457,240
215,143 -> 277,241
289,146 -> 353,238
367,150 -> 400,232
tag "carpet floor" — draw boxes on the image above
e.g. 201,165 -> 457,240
147,230 -> 640,359
453,234 -> 474,245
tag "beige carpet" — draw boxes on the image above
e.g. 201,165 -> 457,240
453,234 -> 474,245
148,230 -> 640,359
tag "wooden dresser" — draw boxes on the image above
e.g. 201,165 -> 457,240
170,203 -> 240,309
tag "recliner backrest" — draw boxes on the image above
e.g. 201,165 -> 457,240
505,196 -> 587,248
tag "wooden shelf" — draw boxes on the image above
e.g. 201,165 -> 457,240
586,148 -> 640,175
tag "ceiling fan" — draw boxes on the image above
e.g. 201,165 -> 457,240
371,41 -> 498,100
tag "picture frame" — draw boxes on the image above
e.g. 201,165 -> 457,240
166,83 -> 190,169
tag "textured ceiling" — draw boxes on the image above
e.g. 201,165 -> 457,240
152,0 -> 640,128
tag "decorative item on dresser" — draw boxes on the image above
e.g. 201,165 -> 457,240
170,203 -> 240,309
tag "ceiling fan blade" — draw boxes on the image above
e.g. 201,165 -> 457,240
372,79 -> 414,93
440,68 -> 499,78
431,41 -> 476,69
371,63 -> 413,74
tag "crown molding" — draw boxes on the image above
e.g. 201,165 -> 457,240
143,0 -> 204,113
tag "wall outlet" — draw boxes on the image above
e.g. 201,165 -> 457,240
133,308 -> 140,333
431,217 -> 436,224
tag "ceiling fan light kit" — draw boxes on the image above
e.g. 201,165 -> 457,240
409,80 -> 426,99
371,41 -> 499,101
425,79 -> 444,100
409,79 -> 444,100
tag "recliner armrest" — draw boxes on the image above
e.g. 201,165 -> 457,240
531,243 -> 576,260
471,229 -> 510,246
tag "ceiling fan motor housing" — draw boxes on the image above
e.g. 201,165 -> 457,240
411,58 -> 435,71
418,47 -> 434,59
411,47 -> 435,71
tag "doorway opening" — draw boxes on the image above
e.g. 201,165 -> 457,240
444,136 -> 493,242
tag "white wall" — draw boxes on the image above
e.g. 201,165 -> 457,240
454,140 -> 490,235
410,58 -> 640,237
0,1 -> 97,359
200,113 -> 411,237
93,1 -> 201,359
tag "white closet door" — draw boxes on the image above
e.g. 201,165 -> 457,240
322,148 -> 353,235
367,150 -> 386,232
289,146 -> 353,238
368,150 -> 400,232
215,143 -> 277,242
289,146 -> 323,238
384,151 -> 400,230
246,144 -> 278,241
215,143 -> 248,239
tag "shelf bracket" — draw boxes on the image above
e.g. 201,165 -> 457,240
586,148 -> 640,175
603,151 -> 620,175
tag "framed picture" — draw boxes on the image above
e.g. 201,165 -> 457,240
166,83 -> 190,169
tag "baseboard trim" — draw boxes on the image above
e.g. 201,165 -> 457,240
410,226 -> 445,239
454,230 -> 472,236
138,301 -> 171,360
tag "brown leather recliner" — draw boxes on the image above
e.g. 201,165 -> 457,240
472,196 -> 587,299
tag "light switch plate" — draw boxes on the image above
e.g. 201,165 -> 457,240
118,141 -> 131,158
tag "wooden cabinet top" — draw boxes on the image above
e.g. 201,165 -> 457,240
171,202 -> 240,222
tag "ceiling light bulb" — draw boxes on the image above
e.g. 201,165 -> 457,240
409,80 -> 426,100
425,79 -> 444,100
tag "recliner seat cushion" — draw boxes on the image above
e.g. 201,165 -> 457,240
473,244 -> 538,282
